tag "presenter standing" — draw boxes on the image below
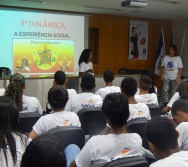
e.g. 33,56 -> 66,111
160,44 -> 183,102
78,49 -> 94,78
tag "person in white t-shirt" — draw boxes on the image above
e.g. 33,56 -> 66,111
145,117 -> 188,167
70,93 -> 143,167
171,99 -> 188,151
162,79 -> 188,113
135,75 -> 159,105
160,44 -> 183,102
46,70 -> 77,113
100,77 -> 150,135
0,88 -> 5,96
4,73 -> 43,114
29,85 -> 80,140
78,49 -> 94,77
0,96 -> 30,167
95,70 -> 120,99
65,73 -> 103,114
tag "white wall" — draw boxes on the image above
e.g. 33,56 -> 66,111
173,20 -> 188,77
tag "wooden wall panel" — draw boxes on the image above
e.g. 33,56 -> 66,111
89,14 -> 172,88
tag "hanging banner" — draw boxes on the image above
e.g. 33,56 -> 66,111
129,20 -> 148,60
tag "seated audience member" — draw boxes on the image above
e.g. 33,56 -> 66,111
46,70 -> 77,113
70,93 -> 142,167
162,79 -> 188,113
135,75 -> 159,105
95,70 -> 120,99
100,77 -> 150,135
171,99 -> 188,151
0,96 -> 30,167
0,88 -> 5,96
65,73 -> 103,114
145,117 -> 188,167
4,73 -> 43,114
29,85 -> 80,139
21,134 -> 67,167
121,77 -> 151,121
53,70 -> 77,96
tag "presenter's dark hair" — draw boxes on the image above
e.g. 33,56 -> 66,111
4,73 -> 25,111
78,49 -> 91,65
169,44 -> 179,56
139,75 -> 152,91
171,99 -> 188,116
145,117 -> 178,151
54,70 -> 66,85
103,70 -> 114,82
121,77 -> 137,97
102,93 -> 129,129
48,85 -> 68,110
81,73 -> 95,91
0,96 -> 28,166
21,134 -> 66,167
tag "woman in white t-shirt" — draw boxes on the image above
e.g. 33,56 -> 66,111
160,44 -> 183,102
29,85 -> 80,139
4,73 -> 43,114
78,49 -> 94,77
0,96 -> 30,167
70,93 -> 142,167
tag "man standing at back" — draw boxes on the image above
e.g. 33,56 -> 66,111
65,73 -> 103,114
95,70 -> 120,99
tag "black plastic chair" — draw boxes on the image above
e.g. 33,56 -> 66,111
45,126 -> 85,149
103,156 -> 149,167
19,112 -> 41,133
147,104 -> 163,118
77,107 -> 106,135
0,67 -> 11,77
126,118 -> 149,149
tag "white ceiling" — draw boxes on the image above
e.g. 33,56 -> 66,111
0,0 -> 187,20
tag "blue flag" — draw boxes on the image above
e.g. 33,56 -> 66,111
155,31 -> 165,76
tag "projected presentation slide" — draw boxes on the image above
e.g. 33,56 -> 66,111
13,39 -> 74,74
0,9 -> 85,75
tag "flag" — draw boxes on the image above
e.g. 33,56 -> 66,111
154,31 -> 165,76
170,28 -> 174,45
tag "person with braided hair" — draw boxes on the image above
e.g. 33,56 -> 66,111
4,73 -> 42,114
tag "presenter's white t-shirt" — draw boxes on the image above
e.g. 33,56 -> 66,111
128,103 -> 151,121
65,92 -> 103,114
75,133 -> 142,167
33,111 -> 81,136
0,133 -> 30,167
95,86 -> 121,99
79,61 -> 94,75
135,93 -> 159,105
161,55 -> 183,80
20,95 -> 43,114
150,151 -> 188,167
0,88 -> 5,96
176,122 -> 188,151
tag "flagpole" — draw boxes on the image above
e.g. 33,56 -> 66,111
180,26 -> 187,57
161,27 -> 166,55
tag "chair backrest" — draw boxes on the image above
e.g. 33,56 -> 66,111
19,112 -> 41,133
45,126 -> 85,149
0,67 -> 11,77
126,118 -> 149,149
77,107 -> 106,135
147,104 -> 162,118
103,156 -> 149,167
